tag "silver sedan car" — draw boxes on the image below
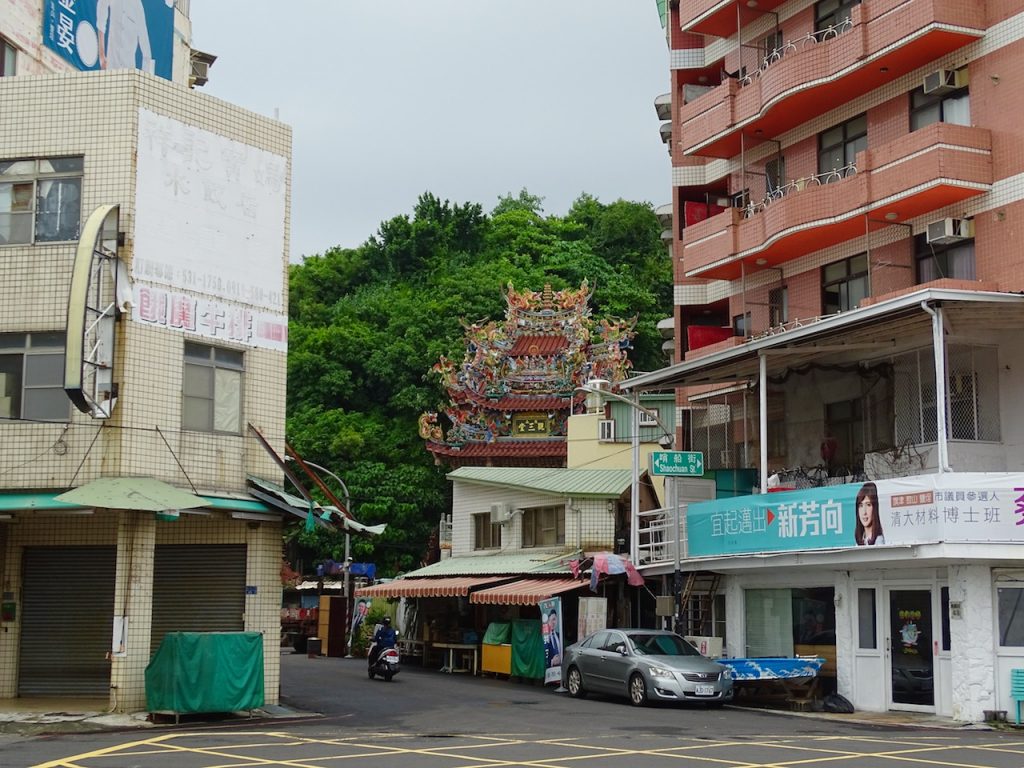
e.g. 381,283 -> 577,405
561,628 -> 733,707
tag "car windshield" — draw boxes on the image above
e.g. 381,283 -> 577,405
627,633 -> 702,657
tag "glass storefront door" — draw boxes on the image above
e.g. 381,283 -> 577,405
888,589 -> 935,708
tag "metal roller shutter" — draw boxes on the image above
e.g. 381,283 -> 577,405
20,546 -> 115,696
151,544 -> 246,653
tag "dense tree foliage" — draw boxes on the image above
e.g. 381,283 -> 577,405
286,191 -> 671,576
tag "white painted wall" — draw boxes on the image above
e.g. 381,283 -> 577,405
450,481 -> 617,558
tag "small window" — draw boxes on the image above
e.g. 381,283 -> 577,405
822,253 -> 869,314
910,76 -> 969,132
599,419 -> 615,441
914,232 -> 975,283
857,588 -> 877,649
472,513 -> 501,550
182,341 -> 243,433
765,156 -> 786,196
0,36 -> 15,77
0,157 -> 84,245
733,312 -> 751,337
940,586 -> 951,651
769,286 -> 788,326
998,587 -> 1024,646
815,0 -> 861,31
522,505 -> 565,548
638,409 -> 659,427
0,332 -> 68,421
761,30 -> 784,61
818,114 -> 866,177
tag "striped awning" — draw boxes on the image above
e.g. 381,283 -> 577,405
354,576 -> 509,599
469,577 -> 586,606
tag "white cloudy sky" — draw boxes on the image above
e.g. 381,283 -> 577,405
189,2 -> 670,261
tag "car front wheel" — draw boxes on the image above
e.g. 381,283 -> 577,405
566,666 -> 586,699
628,673 -> 648,706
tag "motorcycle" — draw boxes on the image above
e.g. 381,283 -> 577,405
367,644 -> 401,681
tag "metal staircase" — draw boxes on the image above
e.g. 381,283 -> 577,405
679,571 -> 720,636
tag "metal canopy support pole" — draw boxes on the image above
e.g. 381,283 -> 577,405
672,476 -> 683,635
923,302 -> 951,472
759,353 -> 769,492
630,392 -> 641,570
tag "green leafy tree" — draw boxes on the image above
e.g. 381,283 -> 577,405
285,190 -> 671,577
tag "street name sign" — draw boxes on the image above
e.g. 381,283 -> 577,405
649,450 -> 704,476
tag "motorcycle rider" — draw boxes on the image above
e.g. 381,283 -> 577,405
368,616 -> 398,668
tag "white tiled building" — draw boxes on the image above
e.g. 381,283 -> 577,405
0,2 -> 294,711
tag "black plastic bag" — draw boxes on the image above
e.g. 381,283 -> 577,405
822,692 -> 854,713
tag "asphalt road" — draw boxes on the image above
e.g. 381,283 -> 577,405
4,651 -> 1024,768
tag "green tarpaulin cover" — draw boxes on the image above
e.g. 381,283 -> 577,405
146,632 -> 264,714
510,619 -> 544,679
483,621 -> 511,645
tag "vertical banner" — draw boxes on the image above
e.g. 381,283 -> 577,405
539,597 -> 563,685
350,597 -> 371,653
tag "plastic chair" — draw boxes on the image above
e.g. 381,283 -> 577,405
1011,669 -> 1024,724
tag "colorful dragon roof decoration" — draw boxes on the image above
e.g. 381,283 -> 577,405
421,281 -> 636,467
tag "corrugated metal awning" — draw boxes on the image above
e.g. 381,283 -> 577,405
468,577 -> 586,606
355,576 -> 510,599
54,477 -> 211,512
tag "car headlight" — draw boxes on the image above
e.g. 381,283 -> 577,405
720,667 -> 734,680
648,665 -> 675,679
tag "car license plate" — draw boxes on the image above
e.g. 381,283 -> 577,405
695,684 -> 716,696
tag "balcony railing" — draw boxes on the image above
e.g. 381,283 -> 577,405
678,0 -> 985,158
682,123 -> 992,279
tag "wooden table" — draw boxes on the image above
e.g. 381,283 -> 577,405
433,642 -> 479,675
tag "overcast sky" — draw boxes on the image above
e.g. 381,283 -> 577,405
190,2 -> 670,261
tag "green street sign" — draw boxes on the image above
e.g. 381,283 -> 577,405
649,450 -> 704,476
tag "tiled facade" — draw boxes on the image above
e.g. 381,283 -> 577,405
644,0 -> 1024,722
0,5 -> 291,712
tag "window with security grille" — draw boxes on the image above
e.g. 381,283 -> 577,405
893,345 -> 999,444
472,513 -> 501,550
0,332 -> 67,421
0,157 -> 83,245
182,341 -> 243,433
688,402 -> 732,469
521,505 -> 565,548
769,286 -> 788,326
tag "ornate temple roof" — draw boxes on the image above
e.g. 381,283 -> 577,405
420,281 -> 636,468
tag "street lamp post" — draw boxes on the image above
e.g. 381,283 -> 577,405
577,379 -> 678,630
284,458 -> 355,654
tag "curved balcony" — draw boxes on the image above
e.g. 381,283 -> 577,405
680,0 -> 788,38
678,0 -> 985,158
682,124 -> 992,280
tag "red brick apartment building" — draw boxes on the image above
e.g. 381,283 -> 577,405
625,0 -> 1024,722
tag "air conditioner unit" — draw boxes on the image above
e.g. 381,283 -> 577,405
926,218 -> 973,245
598,419 -> 615,441
923,68 -> 966,95
188,49 -> 217,88
489,503 -> 511,525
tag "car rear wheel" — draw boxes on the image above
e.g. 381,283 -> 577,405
566,666 -> 586,698
628,673 -> 648,706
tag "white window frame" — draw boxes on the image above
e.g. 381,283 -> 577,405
0,157 -> 84,245
0,332 -> 68,421
182,341 -> 244,434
